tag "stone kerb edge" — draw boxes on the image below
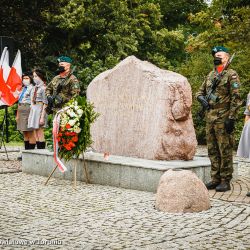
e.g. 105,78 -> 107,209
21,150 -> 238,191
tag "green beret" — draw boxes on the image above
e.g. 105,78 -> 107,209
57,56 -> 72,63
212,46 -> 229,56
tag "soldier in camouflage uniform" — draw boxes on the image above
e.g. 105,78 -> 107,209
46,56 -> 80,113
196,46 -> 242,192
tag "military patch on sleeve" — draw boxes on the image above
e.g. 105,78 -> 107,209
232,82 -> 239,89
73,83 -> 80,89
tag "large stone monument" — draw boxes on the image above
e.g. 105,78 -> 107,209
87,56 -> 197,160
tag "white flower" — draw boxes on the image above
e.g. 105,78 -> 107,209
74,127 -> 81,133
77,109 -> 83,116
68,119 -> 77,126
66,109 -> 77,118
60,114 -> 69,127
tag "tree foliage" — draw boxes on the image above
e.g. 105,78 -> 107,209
180,2 -> 250,144
41,0 -> 187,86
157,0 -> 207,28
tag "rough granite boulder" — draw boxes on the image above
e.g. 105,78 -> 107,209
87,56 -> 197,160
155,170 -> 211,213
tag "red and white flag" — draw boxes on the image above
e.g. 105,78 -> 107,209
6,49 -> 22,99
0,67 -> 7,105
0,48 -> 22,106
0,47 -> 11,81
0,47 -> 15,106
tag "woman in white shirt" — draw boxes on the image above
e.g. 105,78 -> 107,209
28,69 -> 48,149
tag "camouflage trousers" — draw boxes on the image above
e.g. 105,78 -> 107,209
206,122 -> 234,182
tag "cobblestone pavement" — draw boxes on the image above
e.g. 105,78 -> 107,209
0,147 -> 21,173
0,146 -> 249,249
195,146 -> 250,203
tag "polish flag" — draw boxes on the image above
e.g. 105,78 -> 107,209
0,67 -> 8,105
1,47 -> 11,81
0,47 -> 14,106
6,49 -> 22,94
0,47 -> 8,106
0,72 -> 17,106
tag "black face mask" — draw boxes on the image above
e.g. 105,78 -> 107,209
56,66 -> 66,74
213,57 -> 222,66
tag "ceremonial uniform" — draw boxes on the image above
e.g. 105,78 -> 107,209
46,56 -> 80,112
196,46 -> 242,191
16,72 -> 36,150
46,74 -> 80,110
28,82 -> 48,129
17,84 -> 34,132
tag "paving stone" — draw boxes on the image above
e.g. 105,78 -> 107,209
0,146 -> 249,249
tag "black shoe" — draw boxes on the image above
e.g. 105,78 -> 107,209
17,155 -> 22,161
29,143 -> 36,149
36,141 -> 46,149
215,180 -> 231,192
24,141 -> 30,150
205,181 -> 220,190
247,192 -> 250,197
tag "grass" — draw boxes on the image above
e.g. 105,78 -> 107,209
5,141 -> 23,146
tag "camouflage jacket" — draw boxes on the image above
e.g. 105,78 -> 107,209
196,68 -> 242,123
46,74 -> 80,109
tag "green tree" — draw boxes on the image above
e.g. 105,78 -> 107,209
157,0 -> 207,28
42,0 -> 186,87
181,2 -> 250,144
0,0 -> 61,70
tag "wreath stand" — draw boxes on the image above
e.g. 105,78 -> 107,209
44,153 -> 90,189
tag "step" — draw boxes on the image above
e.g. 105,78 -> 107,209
22,150 -> 238,192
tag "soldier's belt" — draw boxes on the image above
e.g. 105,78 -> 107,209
210,103 -> 230,109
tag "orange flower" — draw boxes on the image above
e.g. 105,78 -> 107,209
63,144 -> 72,151
65,124 -> 71,129
72,136 -> 78,142
68,141 -> 76,148
58,132 -> 63,137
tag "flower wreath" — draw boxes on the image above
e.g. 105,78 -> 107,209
53,96 -> 99,167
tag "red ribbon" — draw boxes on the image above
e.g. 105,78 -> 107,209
52,109 -> 69,172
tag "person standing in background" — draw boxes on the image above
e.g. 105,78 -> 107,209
46,56 -> 80,114
196,46 -> 242,192
28,69 -> 48,149
16,71 -> 36,149
236,92 -> 250,197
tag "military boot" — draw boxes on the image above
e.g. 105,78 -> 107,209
205,180 -> 220,190
215,180 -> 231,192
